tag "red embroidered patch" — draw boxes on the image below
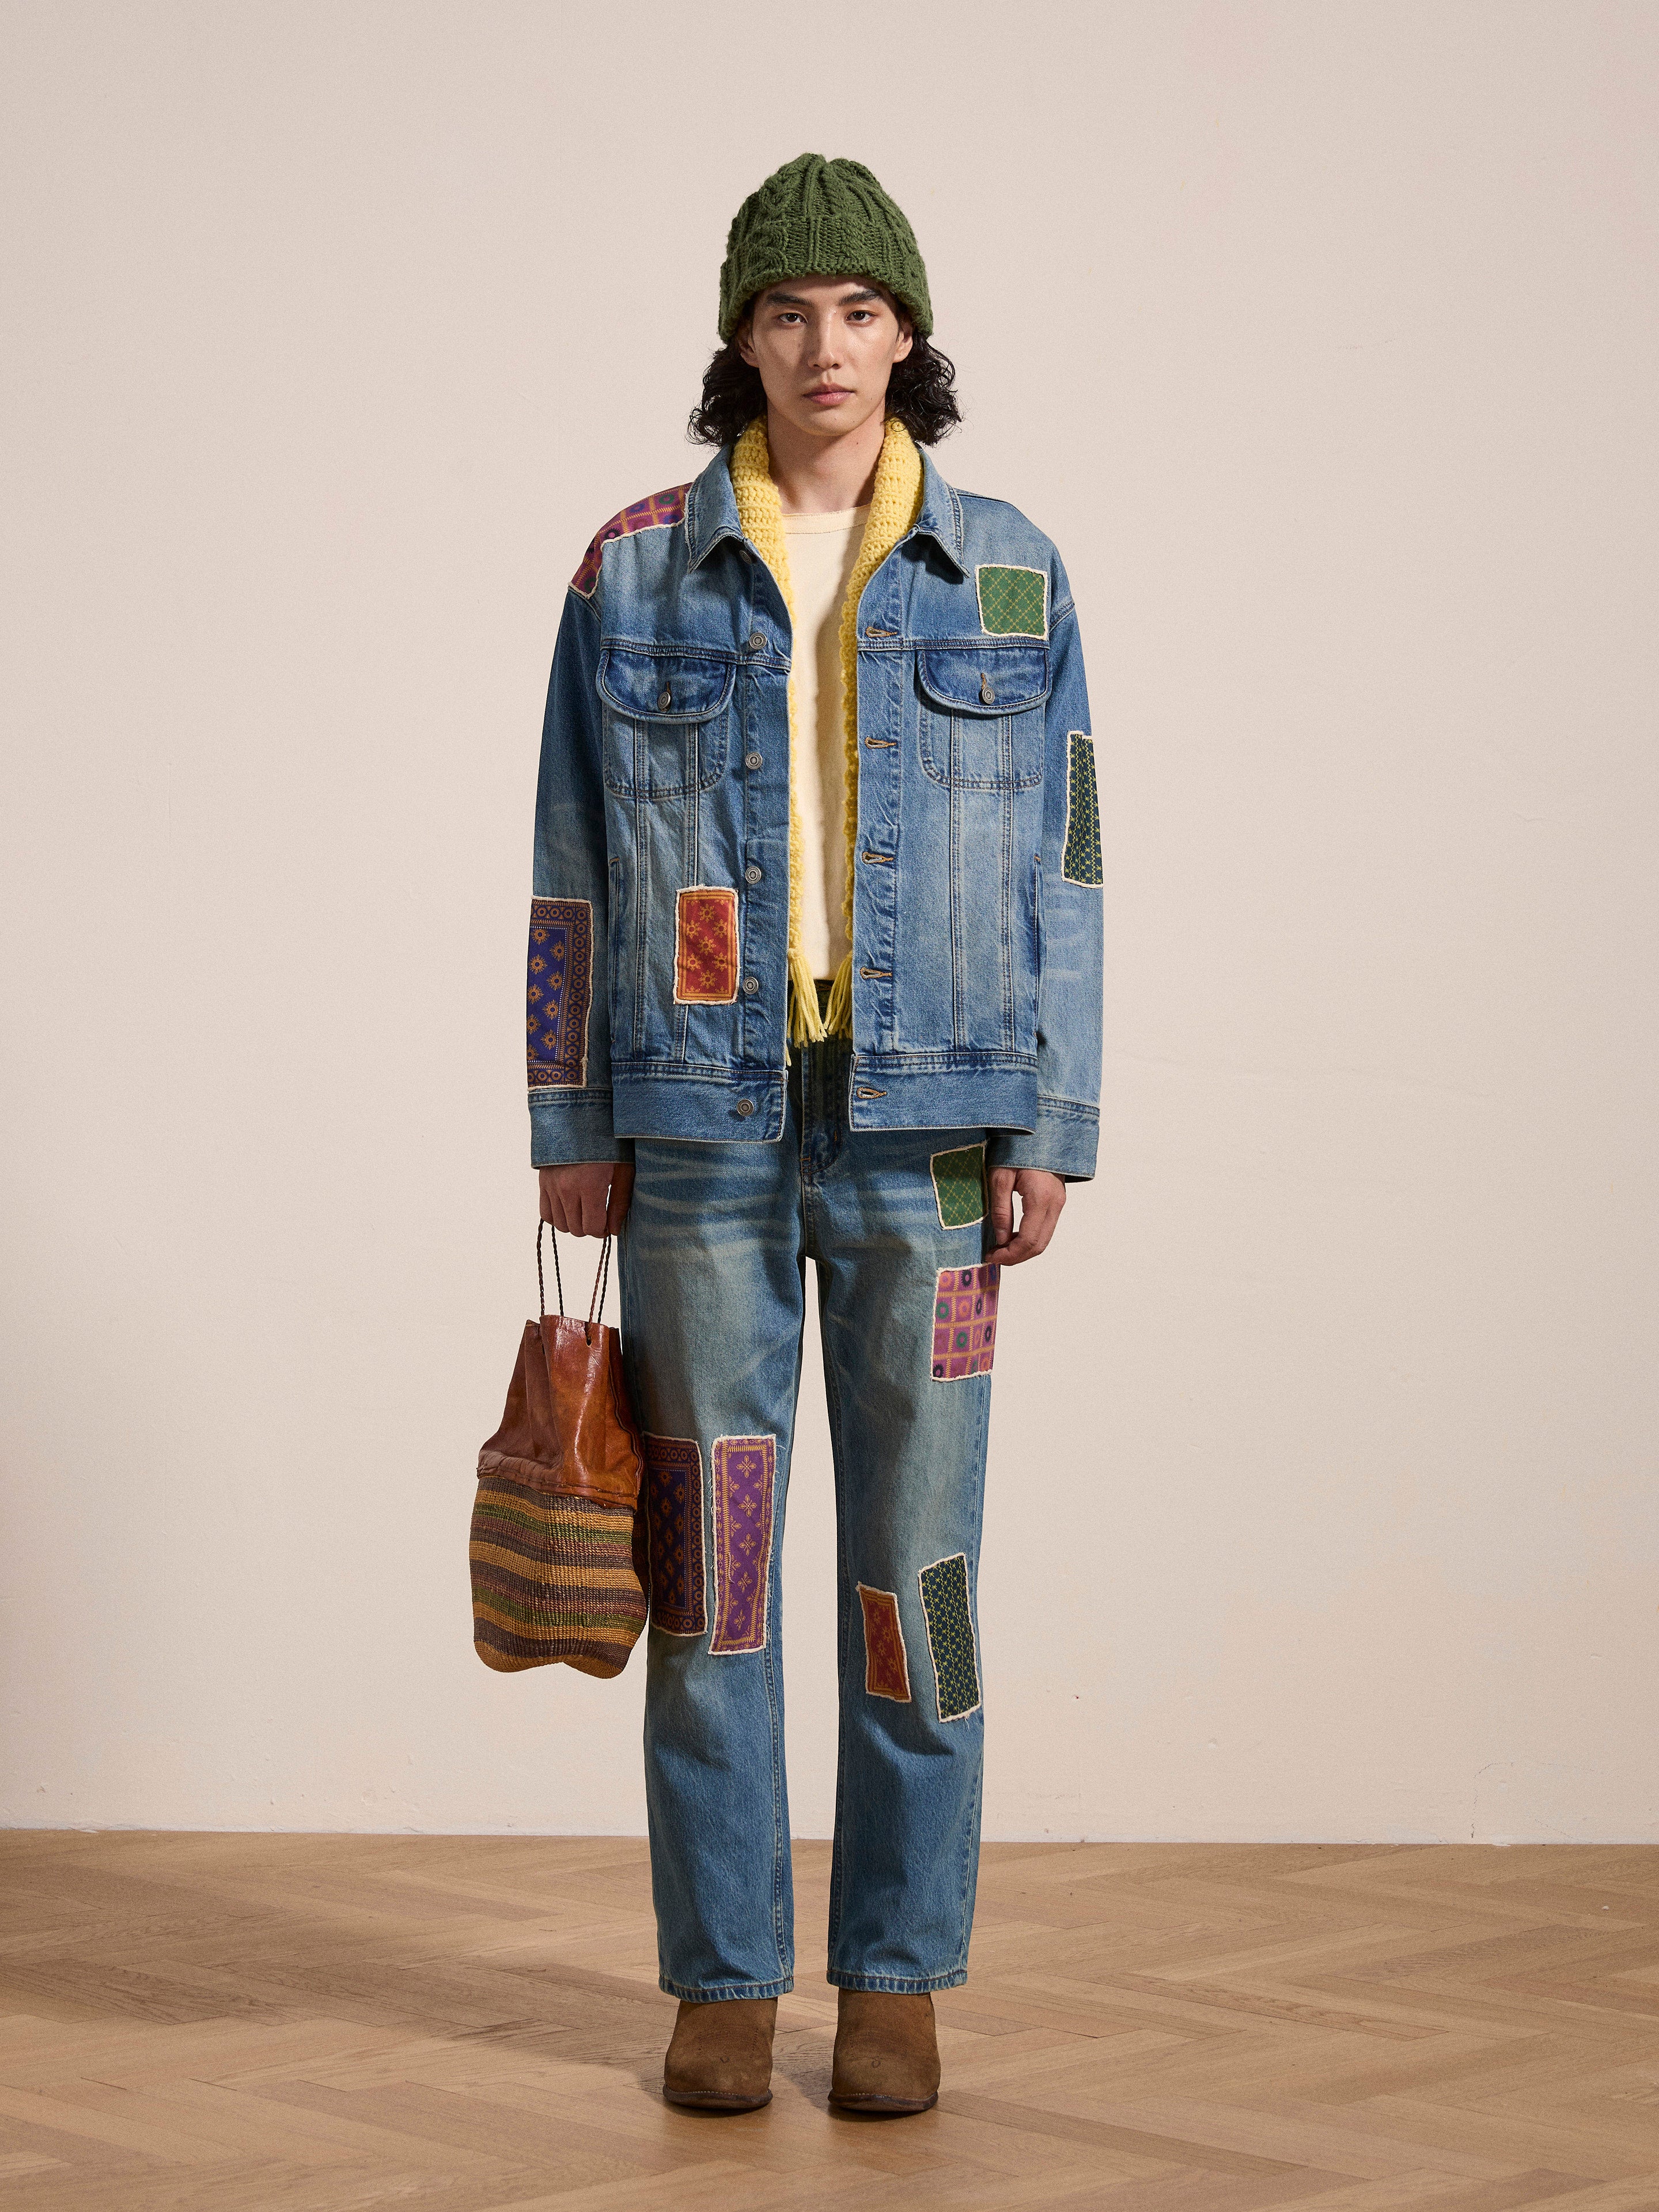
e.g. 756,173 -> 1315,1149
570,484 -> 690,598
675,886 -> 739,1004
857,1585 -> 912,1703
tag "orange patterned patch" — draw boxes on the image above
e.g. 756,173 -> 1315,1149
857,1584 -> 912,1703
675,886 -> 739,1004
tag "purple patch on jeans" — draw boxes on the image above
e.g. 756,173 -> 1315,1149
710,1435 -> 776,1653
644,1435 -> 705,1637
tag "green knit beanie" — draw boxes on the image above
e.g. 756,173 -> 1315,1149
718,153 -> 933,342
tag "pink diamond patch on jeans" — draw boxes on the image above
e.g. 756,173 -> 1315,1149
931,1263 -> 1000,1381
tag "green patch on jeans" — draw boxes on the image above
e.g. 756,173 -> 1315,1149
918,1552 -> 981,1721
930,1144 -> 986,1230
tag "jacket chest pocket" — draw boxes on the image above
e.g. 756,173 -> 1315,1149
915,646 -> 1050,790
598,645 -> 734,799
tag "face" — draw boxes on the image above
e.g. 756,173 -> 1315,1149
736,275 -> 914,443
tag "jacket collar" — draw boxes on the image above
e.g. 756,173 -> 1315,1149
684,432 -> 967,579
911,447 -> 968,575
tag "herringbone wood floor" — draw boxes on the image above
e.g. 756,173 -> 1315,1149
2,1837 -> 1658,2209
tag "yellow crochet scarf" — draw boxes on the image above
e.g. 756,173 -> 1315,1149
729,414 -> 924,1045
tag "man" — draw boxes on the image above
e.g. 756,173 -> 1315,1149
528,154 -> 1101,2115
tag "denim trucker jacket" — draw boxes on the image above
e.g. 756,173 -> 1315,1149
527,441 -> 1103,1177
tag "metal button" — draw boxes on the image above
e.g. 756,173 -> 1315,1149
657,686 -> 672,711
979,675 -> 995,705
744,864 -> 763,884
734,1098 -> 755,1117
748,631 -> 766,651
745,750 -> 763,769
741,975 -> 760,994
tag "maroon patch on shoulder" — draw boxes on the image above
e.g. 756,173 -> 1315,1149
570,484 -> 691,597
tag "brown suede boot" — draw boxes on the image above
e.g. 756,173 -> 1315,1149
661,1995 -> 777,2112
828,1990 -> 940,2115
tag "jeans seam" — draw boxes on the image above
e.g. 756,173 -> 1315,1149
951,1382 -> 993,1975
821,1287 -> 853,1961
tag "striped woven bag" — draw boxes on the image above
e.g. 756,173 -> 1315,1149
471,1227 -> 647,1678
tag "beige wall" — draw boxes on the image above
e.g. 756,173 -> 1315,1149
3,0 -> 1656,1841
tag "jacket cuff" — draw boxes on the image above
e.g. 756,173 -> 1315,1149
987,1099 -> 1099,1181
529,1091 -> 632,1169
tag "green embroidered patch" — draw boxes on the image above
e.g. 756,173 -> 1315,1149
1062,731 -> 1103,886
930,1143 -> 986,1230
918,1552 -> 980,1721
976,563 -> 1047,638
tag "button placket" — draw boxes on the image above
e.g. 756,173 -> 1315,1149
851,636 -> 902,1054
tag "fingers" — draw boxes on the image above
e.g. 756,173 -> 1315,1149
987,1169 -> 1067,1266
604,1163 -> 636,1235
536,1164 -> 624,1236
988,1166 -> 1016,1251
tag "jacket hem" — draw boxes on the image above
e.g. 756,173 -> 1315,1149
847,1057 -> 1039,1136
613,1069 -> 788,1142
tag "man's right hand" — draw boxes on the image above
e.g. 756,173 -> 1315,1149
538,1162 -> 635,1236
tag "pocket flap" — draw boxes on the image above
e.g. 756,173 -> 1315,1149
917,646 -> 1051,716
599,646 -> 736,722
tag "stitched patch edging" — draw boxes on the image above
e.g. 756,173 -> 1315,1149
527,897 -> 594,1088
931,1262 -> 1000,1381
856,1584 -> 912,1703
570,485 -> 690,598
675,885 -> 740,1004
1061,731 -> 1103,887
643,1435 -> 705,1637
930,1143 -> 986,1231
710,1435 -> 776,1654
975,562 -> 1048,639
918,1552 -> 981,1721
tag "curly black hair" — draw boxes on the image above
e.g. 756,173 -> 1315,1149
688,328 -> 962,450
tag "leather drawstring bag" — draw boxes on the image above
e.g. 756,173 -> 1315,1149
471,1225 -> 647,1677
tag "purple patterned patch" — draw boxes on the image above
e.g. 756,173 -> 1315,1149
526,897 -> 593,1089
931,1263 -> 1001,1382
570,484 -> 690,598
644,1435 -> 705,1637
710,1435 -> 776,1654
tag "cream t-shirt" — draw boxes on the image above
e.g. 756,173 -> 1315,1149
781,504 -> 868,980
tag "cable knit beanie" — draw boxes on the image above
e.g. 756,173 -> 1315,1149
717,153 -> 933,341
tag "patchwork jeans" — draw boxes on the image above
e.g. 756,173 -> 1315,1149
618,1028 -> 999,1999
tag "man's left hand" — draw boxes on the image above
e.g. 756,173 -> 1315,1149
987,1166 -> 1066,1265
